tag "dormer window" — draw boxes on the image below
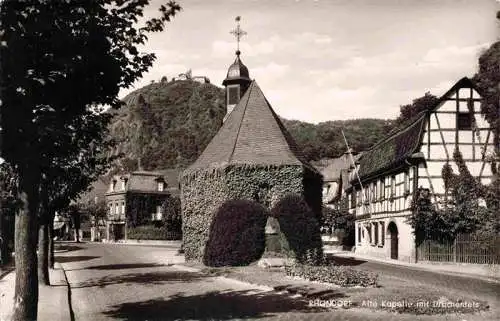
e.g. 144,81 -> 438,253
158,181 -> 164,191
111,180 -> 117,191
121,179 -> 126,191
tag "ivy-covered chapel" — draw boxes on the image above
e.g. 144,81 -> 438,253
180,34 -> 323,261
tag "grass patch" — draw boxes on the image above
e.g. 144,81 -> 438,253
285,263 -> 378,287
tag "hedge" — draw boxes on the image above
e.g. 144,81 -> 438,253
203,199 -> 268,266
271,193 -> 323,264
127,225 -> 182,240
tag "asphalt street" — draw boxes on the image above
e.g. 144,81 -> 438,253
57,243 -> 499,321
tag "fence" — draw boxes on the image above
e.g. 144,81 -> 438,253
417,234 -> 500,264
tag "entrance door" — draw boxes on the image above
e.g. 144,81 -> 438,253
388,222 -> 398,260
113,224 -> 124,241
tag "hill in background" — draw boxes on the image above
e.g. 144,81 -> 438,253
107,79 -> 393,173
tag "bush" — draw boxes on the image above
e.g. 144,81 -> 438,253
285,263 -> 378,287
271,194 -> 323,264
127,225 -> 182,240
203,199 -> 268,267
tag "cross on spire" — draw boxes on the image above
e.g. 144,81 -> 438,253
230,16 -> 247,56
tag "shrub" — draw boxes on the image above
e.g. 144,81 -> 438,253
285,263 -> 378,287
271,194 -> 323,264
127,225 -> 182,240
203,199 -> 268,267
162,195 -> 182,233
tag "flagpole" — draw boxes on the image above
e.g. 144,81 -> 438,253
341,129 -> 364,191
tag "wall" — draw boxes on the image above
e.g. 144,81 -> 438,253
419,86 -> 495,196
355,214 -> 416,263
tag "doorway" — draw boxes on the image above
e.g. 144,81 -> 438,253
388,222 -> 398,260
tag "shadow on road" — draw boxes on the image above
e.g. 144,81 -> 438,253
72,270 -> 208,289
85,263 -> 169,270
274,284 -> 349,300
56,256 -> 100,263
325,255 -> 367,266
103,289 -> 328,320
55,245 -> 85,252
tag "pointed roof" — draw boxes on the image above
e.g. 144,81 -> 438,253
186,81 -> 317,173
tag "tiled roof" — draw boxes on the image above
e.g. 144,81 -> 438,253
320,153 -> 361,182
107,170 -> 177,194
186,81 -> 318,173
356,115 -> 426,180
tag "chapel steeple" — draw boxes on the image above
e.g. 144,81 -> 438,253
222,16 -> 251,122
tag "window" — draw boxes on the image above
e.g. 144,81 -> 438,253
379,179 -> 385,200
228,86 -> 240,105
372,183 -> 377,202
152,205 -> 163,221
358,226 -> 362,243
111,180 -> 117,191
121,180 -> 126,190
373,222 -> 378,245
404,171 -> 411,193
158,181 -> 164,192
380,221 -> 385,246
390,175 -> 396,197
121,202 -> 125,215
457,112 -> 472,130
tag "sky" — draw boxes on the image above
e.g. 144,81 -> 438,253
122,0 -> 500,123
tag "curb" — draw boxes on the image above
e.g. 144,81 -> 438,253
0,266 -> 14,280
332,253 -> 500,284
57,262 -> 75,321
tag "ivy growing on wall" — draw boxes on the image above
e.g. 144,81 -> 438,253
181,164 -> 323,262
126,192 -> 169,227
409,148 -> 499,245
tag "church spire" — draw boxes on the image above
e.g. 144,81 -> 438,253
222,16 -> 251,123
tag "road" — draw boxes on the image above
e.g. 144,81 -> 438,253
326,254 -> 500,300
57,243 -> 499,321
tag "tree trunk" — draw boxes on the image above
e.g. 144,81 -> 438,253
38,188 -> 50,285
13,170 -> 40,321
37,222 -> 49,285
48,212 -> 55,269
0,208 -> 4,265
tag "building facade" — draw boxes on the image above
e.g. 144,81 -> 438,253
342,78 -> 496,263
105,170 -> 180,241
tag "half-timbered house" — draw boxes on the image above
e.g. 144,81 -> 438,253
344,77 -> 496,262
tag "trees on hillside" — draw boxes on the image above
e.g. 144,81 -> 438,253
0,1 -> 181,320
393,92 -> 440,130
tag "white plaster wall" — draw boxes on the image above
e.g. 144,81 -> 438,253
355,214 -> 416,263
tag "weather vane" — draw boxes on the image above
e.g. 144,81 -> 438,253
230,16 -> 247,56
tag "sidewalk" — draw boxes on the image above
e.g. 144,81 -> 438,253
329,250 -> 500,283
0,263 -> 71,321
